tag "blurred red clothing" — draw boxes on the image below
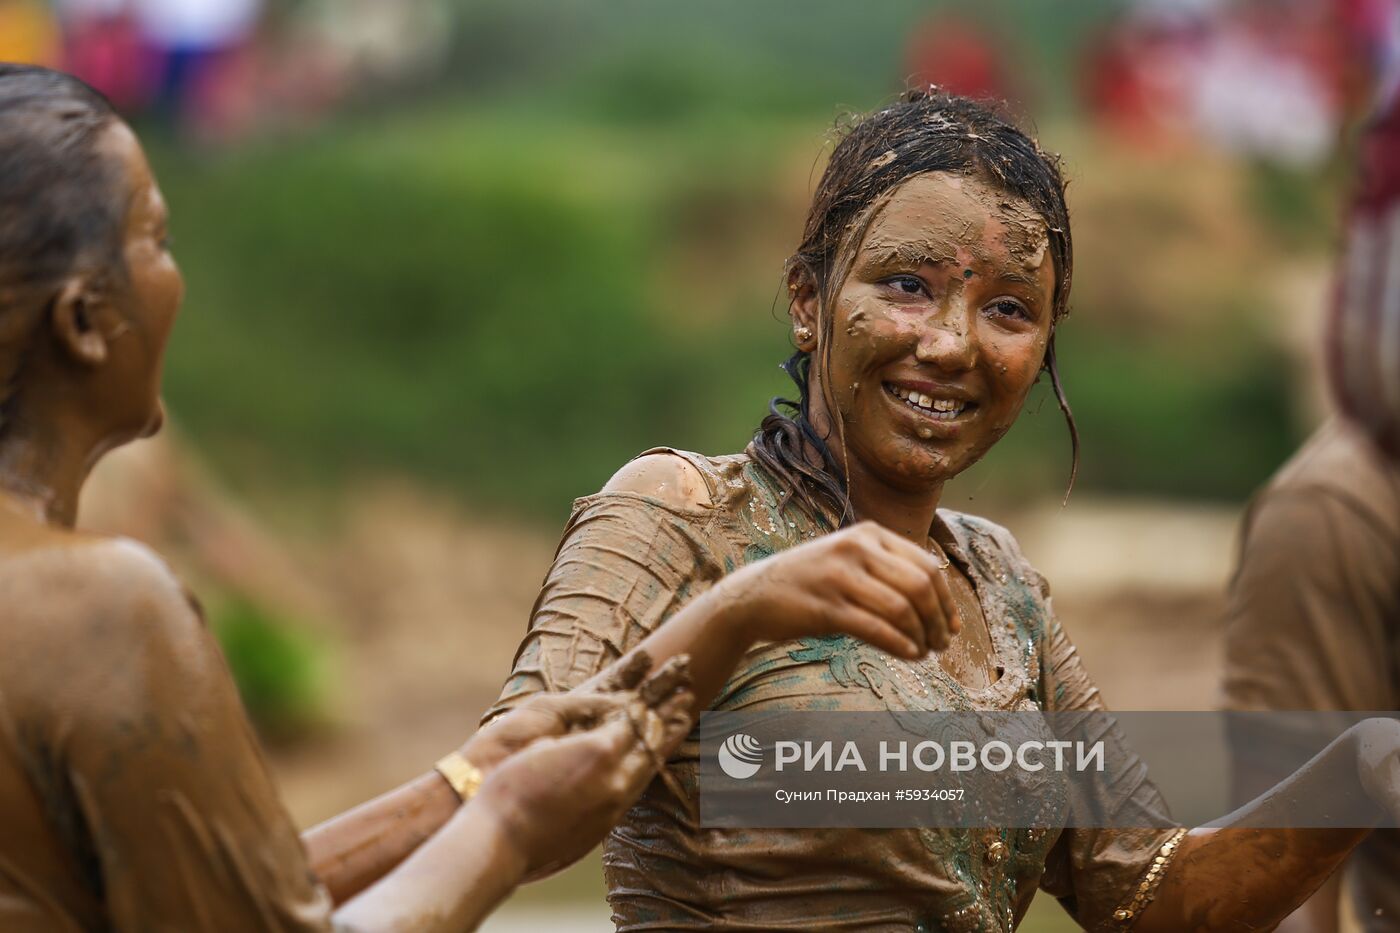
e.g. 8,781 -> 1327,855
1081,18 -> 1203,144
1079,0 -> 1395,155
61,12 -> 156,112
905,16 -> 1012,103
1328,32 -> 1400,457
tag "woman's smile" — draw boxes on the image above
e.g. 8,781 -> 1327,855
881,379 -> 978,435
802,170 -> 1056,491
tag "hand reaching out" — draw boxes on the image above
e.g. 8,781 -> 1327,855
463,652 -> 686,771
469,652 -> 694,881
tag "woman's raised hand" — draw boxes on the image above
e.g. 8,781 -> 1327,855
469,653 -> 694,881
709,520 -> 961,659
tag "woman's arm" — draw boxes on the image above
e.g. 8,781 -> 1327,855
1134,719 -> 1400,932
306,770 -> 460,906
333,683 -> 694,932
551,454 -> 961,714
1031,575 -> 1372,932
306,655 -> 685,904
565,517 -> 961,713
332,796 -> 526,933
1272,873 -> 1343,933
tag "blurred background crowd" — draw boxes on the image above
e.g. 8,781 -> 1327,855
1,0 -> 1394,929
0,0 -> 451,143
4,0 -> 1393,155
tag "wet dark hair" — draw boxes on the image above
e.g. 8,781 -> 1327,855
751,88 -> 1077,525
0,65 -> 124,421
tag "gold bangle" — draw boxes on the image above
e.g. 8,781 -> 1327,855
434,750 -> 485,802
1111,827 -> 1188,927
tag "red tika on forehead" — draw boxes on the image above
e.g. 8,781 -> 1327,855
1329,59 -> 1400,460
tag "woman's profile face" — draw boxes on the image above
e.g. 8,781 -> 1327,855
100,121 -> 183,441
812,171 -> 1055,492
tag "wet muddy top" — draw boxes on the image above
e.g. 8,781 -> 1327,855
488,446 -> 1178,932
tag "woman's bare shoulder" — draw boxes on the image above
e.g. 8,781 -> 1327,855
0,532 -> 216,734
600,450 -> 716,510
3,532 -> 199,647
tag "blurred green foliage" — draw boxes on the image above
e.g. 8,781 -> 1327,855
1244,160 -> 1346,253
442,0 -> 1122,119
211,597 -> 327,741
148,1 -> 1310,515
152,108 -> 788,513
1063,329 -> 1297,500
950,327 -> 1298,504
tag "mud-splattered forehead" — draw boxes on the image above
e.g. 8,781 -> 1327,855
855,171 -> 1049,272
818,171 -> 1051,303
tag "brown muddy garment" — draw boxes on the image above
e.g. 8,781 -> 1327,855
487,447 -> 1180,932
0,534 -> 332,931
1224,419 -> 1400,932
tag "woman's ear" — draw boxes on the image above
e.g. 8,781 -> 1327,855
787,266 -> 819,353
50,278 -> 109,367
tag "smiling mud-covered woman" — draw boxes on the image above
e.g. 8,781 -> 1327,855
485,90 -> 1398,931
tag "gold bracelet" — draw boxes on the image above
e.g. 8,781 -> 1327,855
1111,827 -> 1188,927
434,750 -> 485,802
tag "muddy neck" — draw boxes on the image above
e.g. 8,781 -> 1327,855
799,414 -> 944,544
0,421 -> 101,529
844,453 -> 944,543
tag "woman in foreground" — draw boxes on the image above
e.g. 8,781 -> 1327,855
488,89 -> 1400,931
0,63 -> 697,932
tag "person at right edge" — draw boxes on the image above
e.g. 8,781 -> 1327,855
1223,15 -> 1400,932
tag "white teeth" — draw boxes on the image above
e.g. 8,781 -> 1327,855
886,384 -> 967,420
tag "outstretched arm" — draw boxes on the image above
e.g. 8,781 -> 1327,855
306,770 -> 458,907
305,655 -> 688,904
333,677 -> 694,932
1135,719 -> 1400,932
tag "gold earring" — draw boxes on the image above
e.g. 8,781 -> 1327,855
794,325 -> 813,344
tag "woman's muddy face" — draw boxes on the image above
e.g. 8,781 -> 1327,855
814,171 -> 1054,491
103,121 -> 184,440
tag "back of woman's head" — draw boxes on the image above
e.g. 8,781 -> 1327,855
757,88 -> 1075,522
0,65 -> 122,306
